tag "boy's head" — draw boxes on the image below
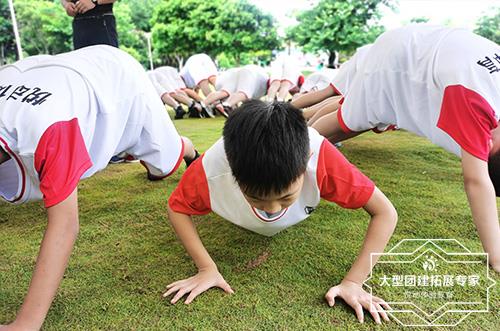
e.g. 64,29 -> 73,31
223,100 -> 309,213
489,124 -> 500,197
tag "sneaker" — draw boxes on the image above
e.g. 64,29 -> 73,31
124,154 -> 139,163
185,150 -> 200,168
223,104 -> 234,116
200,104 -> 215,118
214,103 -> 229,118
188,103 -> 201,118
174,105 -> 186,119
334,142 -> 342,148
109,155 -> 125,164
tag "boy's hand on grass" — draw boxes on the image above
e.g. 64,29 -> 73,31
163,267 -> 234,304
0,322 -> 37,331
325,279 -> 391,324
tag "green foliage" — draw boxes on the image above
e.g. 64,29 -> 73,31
119,0 -> 162,32
13,0 -> 72,55
151,0 -> 280,67
474,7 -> 500,44
114,1 -> 149,66
0,0 -> 16,64
409,16 -> 429,23
288,0 -> 390,65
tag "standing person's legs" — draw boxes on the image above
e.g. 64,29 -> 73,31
72,15 -> 118,50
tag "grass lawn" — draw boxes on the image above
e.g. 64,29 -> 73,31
0,116 -> 498,330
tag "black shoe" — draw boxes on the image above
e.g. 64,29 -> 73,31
174,105 -> 186,119
185,150 -> 200,168
188,104 -> 201,118
200,104 -> 215,118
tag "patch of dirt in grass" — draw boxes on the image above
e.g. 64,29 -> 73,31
244,250 -> 270,271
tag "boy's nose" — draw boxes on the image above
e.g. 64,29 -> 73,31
263,203 -> 282,214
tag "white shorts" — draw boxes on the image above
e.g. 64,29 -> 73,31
330,44 -> 372,95
180,54 -> 217,89
270,55 -> 301,88
155,66 -> 186,91
215,65 -> 268,99
300,69 -> 338,93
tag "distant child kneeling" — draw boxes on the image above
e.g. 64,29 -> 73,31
165,101 -> 398,324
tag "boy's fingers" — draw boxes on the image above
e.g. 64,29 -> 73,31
324,287 -> 339,307
219,281 -> 234,294
353,303 -> 364,323
375,303 -> 390,322
374,297 -> 392,311
184,288 -> 203,304
166,280 -> 182,289
163,285 -> 181,297
171,288 -> 188,304
368,303 -> 381,324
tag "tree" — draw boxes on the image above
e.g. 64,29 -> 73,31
0,0 -> 16,64
13,0 -> 72,56
119,0 -> 162,32
475,7 -> 500,44
213,0 -> 280,65
288,0 -> 391,67
150,0 -> 280,67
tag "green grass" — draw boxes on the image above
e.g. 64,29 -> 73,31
0,116 -> 498,330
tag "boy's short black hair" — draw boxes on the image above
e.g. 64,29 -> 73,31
223,100 -> 309,197
488,151 -> 500,197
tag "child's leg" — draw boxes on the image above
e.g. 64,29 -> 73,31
302,95 -> 337,119
307,96 -> 342,125
312,111 -> 365,143
198,79 -> 213,98
276,81 -> 292,101
291,85 -> 336,109
204,90 -> 230,106
161,93 -> 180,109
225,92 -> 247,107
172,92 -> 195,107
183,88 -> 203,102
266,80 -> 281,101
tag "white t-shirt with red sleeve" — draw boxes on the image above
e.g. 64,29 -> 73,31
0,45 -> 184,208
337,25 -> 499,161
168,128 -> 375,237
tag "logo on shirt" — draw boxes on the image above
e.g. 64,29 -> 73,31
477,54 -> 500,74
304,206 -> 315,215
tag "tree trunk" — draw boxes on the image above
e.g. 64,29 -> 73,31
327,51 -> 337,68
0,43 -> 4,66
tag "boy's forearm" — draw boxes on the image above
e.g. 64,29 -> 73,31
14,190 -> 79,330
291,86 -> 335,109
464,177 -> 500,265
167,206 -> 217,270
344,188 -> 397,284
461,149 -> 500,267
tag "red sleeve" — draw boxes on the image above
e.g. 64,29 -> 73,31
437,85 -> 498,161
316,139 -> 375,209
34,119 -> 93,208
168,154 -> 211,215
